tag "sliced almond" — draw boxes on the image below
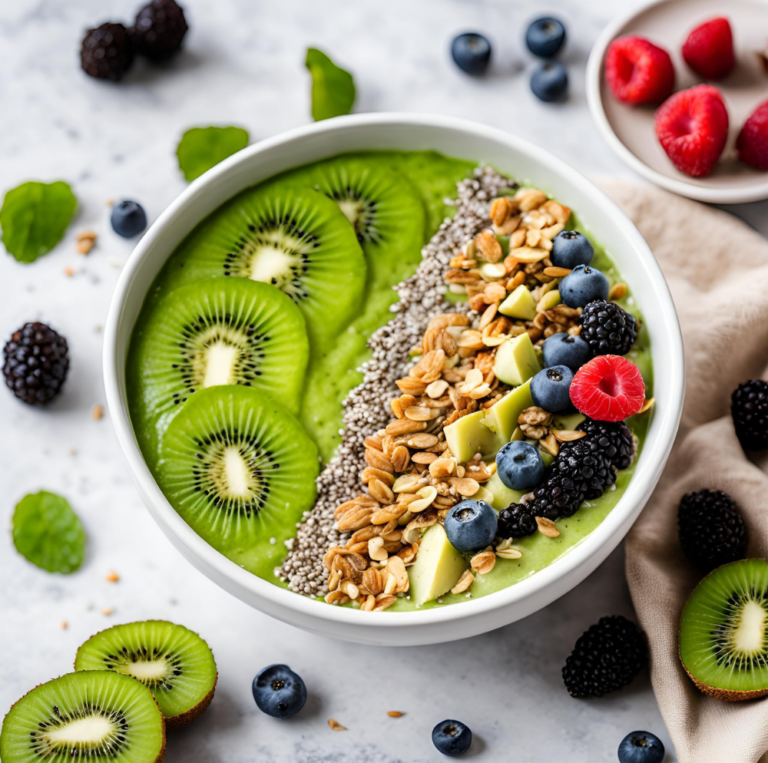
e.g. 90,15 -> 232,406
536,516 -> 560,539
405,433 -> 440,449
392,474 -> 421,493
451,570 -> 475,595
426,379 -> 449,399
542,266 -> 571,278
638,397 -> 655,414
510,246 -> 549,263
408,486 -> 438,513
552,429 -> 586,443
539,432 -> 559,457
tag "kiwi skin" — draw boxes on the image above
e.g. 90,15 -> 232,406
2,672 -> 167,763
679,559 -> 768,702
74,622 -> 218,728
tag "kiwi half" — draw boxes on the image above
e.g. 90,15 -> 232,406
152,179 -> 367,352
157,385 -> 319,579
281,156 -> 428,460
0,671 -> 165,763
74,621 -> 217,728
128,278 -> 309,468
680,558 -> 768,701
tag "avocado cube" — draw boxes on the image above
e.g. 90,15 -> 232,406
499,285 -> 537,320
409,524 -> 469,606
445,409 -> 503,463
482,380 -> 534,444
493,333 -> 542,387
484,471 -> 526,511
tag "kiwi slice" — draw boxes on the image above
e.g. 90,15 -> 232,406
680,559 -> 768,701
281,156 -> 428,460
74,621 -> 217,728
157,385 -> 319,579
0,671 -> 165,763
152,179 -> 367,352
127,278 -> 309,468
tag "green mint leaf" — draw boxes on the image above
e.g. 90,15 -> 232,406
176,126 -> 250,182
12,490 -> 86,574
0,181 -> 77,264
305,47 -> 356,122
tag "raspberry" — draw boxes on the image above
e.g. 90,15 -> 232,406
133,0 -> 188,61
3,322 -> 69,405
80,23 -> 135,81
570,355 -> 645,423
682,17 -> 735,80
579,300 -> 637,357
731,379 -> 768,450
604,36 -> 675,105
654,85 -> 729,177
737,99 -> 768,170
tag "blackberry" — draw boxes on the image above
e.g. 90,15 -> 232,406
574,418 -> 634,470
731,379 -> 768,450
497,503 -> 538,539
530,470 -> 586,521
678,489 -> 747,572
3,322 -> 69,405
548,438 -> 616,501
562,615 -> 646,698
580,300 -> 637,356
81,23 -> 135,81
133,0 -> 188,61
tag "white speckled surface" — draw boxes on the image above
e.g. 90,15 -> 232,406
2,1 -> 767,760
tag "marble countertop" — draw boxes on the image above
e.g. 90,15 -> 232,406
2,1 -> 767,761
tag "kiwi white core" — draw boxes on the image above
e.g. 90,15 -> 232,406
202,342 -> 239,387
732,600 -> 767,654
127,659 -> 169,681
249,245 -> 295,284
223,447 -> 255,498
336,198 -> 364,227
45,716 -> 115,745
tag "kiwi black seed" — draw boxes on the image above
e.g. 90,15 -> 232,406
157,385 -> 319,579
127,278 -> 310,468
680,558 -> 768,701
0,671 -> 165,763
282,156 -> 428,461
75,621 -> 217,728
152,179 -> 367,352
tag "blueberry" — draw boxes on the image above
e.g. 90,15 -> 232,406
496,441 -> 545,491
618,731 -> 665,763
551,230 -> 594,269
530,62 -> 569,102
252,664 -> 307,719
530,365 -> 573,413
559,264 -> 610,308
525,17 -> 567,58
542,333 -> 591,372
111,200 -> 147,238
451,33 -> 492,75
432,719 -> 472,757
444,500 -> 497,554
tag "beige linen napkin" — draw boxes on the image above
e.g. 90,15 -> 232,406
595,179 -> 768,763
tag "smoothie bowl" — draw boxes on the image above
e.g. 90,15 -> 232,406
105,114 -> 683,646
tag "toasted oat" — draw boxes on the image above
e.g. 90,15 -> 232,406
474,230 -> 503,263
101,607 -> 114,616
328,719 -> 347,731
539,432 -> 559,457
387,711 -> 404,718
638,397 -> 655,414
552,429 -> 586,442
92,404 -> 104,421
451,569 -> 475,594
496,547 -> 523,560
408,486 -> 438,513
543,266 -> 571,278
59,620 -> 69,630
536,517 -> 560,539
471,549 -> 496,575
105,570 -> 120,583
64,267 -> 75,277
609,282 -> 628,301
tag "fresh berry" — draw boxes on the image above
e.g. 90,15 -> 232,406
604,36 -> 675,105
529,467 -> 586,521
530,62 -> 569,102
732,379 -> 768,449
432,719 -> 472,757
562,615 -> 646,698
3,322 -> 69,405
551,230 -> 594,269
133,0 -> 188,61
252,664 -> 306,719
737,98 -> 768,170
655,85 -> 729,177
450,33 -> 491,75
111,200 -> 147,238
618,731 -> 665,763
545,437 -> 616,502
496,441 -> 545,491
576,418 -> 634,470
80,23 -> 135,81
559,265 -> 610,308
542,333 -> 591,373
531,365 -> 574,413
678,489 -> 747,572
497,503 -> 538,539
682,17 -> 735,80
444,500 -> 497,554
579,300 -> 637,356
525,17 -> 566,58
570,355 -> 645,422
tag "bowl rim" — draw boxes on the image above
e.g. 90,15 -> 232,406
104,112 -> 684,631
585,0 -> 768,205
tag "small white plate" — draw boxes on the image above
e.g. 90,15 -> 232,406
587,0 -> 768,204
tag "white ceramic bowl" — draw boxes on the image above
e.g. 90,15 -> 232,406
104,113 -> 684,647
